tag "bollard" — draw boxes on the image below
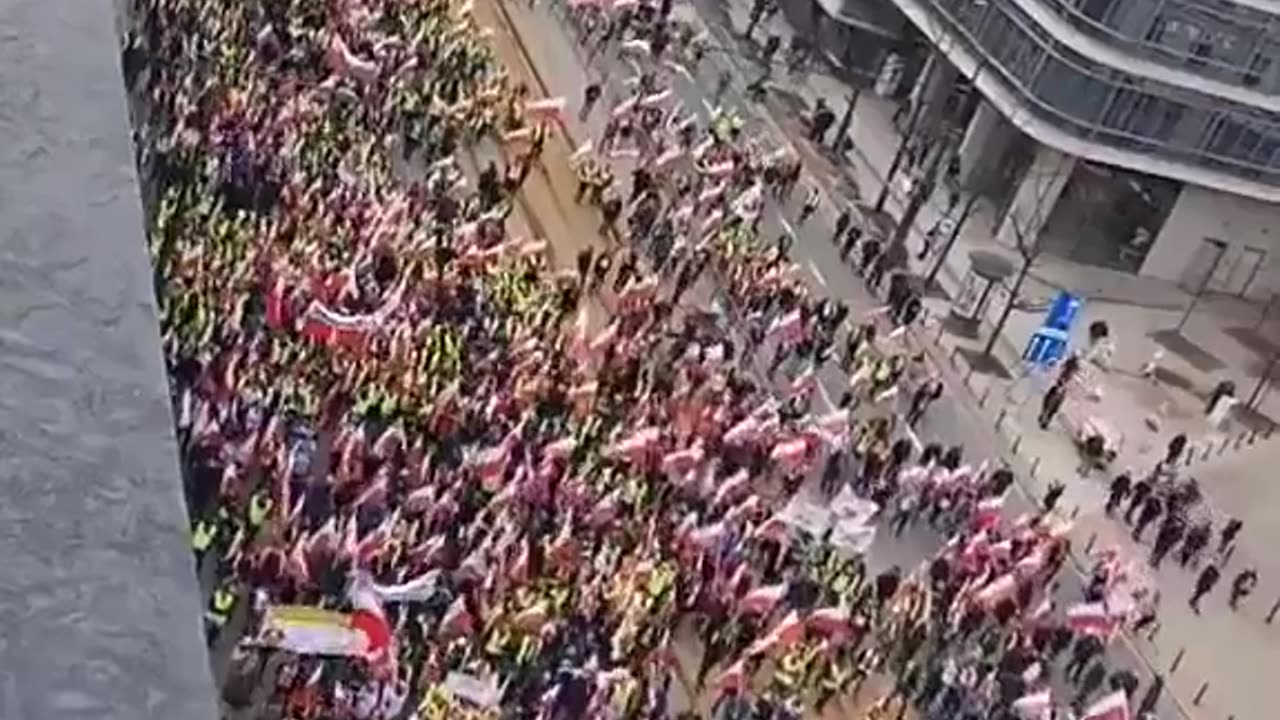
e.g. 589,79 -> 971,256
995,408 -> 1007,429
1170,648 -> 1185,674
1070,505 -> 1081,520
1249,430 -> 1258,446
1012,436 -> 1023,456
1027,454 -> 1038,476
948,345 -> 960,368
1185,449 -> 1195,467
1194,681 -> 1208,706
1267,424 -> 1276,440
1235,432 -> 1246,450
1219,436 -> 1230,455
1084,533 -> 1096,554
965,366 -> 976,388
1202,444 -> 1213,461
979,386 -> 992,408
1266,597 -> 1280,624
1223,544 -> 1236,567
935,321 -> 945,344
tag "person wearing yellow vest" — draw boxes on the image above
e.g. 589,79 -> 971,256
247,490 -> 273,530
204,585 -> 237,646
192,517 -> 218,559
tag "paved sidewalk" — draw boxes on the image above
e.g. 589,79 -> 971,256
695,3 -> 1280,718
497,2 -> 1203,718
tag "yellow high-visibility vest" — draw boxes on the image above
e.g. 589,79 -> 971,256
248,492 -> 273,528
192,521 -> 217,552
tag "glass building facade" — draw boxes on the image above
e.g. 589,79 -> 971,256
920,0 -> 1280,186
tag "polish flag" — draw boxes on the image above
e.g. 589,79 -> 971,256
610,97 -> 638,118
974,573 -> 1018,607
748,610 -> 805,656
769,437 -> 809,470
1011,688 -> 1052,720
470,443 -> 511,491
526,97 -> 566,123
264,275 -> 289,329
610,427 -> 659,462
766,310 -> 804,345
348,580 -> 395,671
713,469 -> 750,507
1081,690 -> 1130,720
1066,602 -> 1120,637
662,446 -> 705,477
715,658 -> 748,694
639,89 -> 673,108
723,417 -> 760,446
751,516 -> 790,544
511,602 -> 549,633
808,606 -> 851,638
544,437 -> 576,461
972,494 -> 1005,530
440,596 -> 475,638
655,147 -> 683,168
739,583 -> 787,615
689,521 -> 727,550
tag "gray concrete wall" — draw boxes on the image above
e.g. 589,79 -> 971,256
0,1 -> 218,719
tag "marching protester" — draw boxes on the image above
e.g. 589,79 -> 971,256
127,0 -> 1182,717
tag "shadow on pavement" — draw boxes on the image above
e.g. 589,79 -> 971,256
957,346 -> 1013,379
1148,329 -> 1226,373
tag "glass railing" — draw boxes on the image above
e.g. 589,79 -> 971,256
1037,0 -> 1277,93
922,0 -> 1280,185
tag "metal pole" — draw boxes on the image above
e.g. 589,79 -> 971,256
1176,249 -> 1224,333
874,58 -> 935,213
832,88 -> 859,150
926,191 -> 979,287
1247,350 -> 1280,409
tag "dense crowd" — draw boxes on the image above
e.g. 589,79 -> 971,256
125,0 -> 1169,717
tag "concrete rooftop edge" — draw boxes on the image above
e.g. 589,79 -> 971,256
0,1 -> 218,719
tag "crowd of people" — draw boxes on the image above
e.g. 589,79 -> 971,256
124,0 -> 1175,717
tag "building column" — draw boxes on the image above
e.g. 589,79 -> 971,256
907,52 -> 957,130
996,142 -> 1077,248
956,100 -> 1012,187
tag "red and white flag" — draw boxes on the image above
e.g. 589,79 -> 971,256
1081,690 -> 1130,720
739,583 -> 787,615
1011,688 -> 1051,720
1066,602 -> 1121,637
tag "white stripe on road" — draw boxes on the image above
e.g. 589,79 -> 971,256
700,97 -> 716,114
806,259 -> 827,288
815,380 -> 834,412
778,215 -> 795,237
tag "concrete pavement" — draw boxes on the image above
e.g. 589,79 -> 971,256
493,0 -> 1201,717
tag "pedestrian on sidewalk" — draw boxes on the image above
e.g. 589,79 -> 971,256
1037,381 -> 1067,430
1217,517 -> 1243,556
1164,432 -> 1188,467
1230,567 -> 1257,610
1104,471 -> 1131,515
579,82 -> 602,121
1042,480 -> 1065,514
798,184 -> 820,226
1178,519 -> 1211,567
808,99 -> 835,144
1149,515 -> 1184,568
841,224 -> 863,260
906,378 -> 943,426
1074,661 -> 1108,708
1189,563 -> 1221,613
1132,494 -> 1162,542
1124,476 -> 1152,524
833,206 -> 852,246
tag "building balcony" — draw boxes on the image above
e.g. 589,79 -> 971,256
892,0 -> 1280,200
1041,0 -> 1280,94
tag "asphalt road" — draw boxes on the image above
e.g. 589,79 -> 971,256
492,1 -> 1191,717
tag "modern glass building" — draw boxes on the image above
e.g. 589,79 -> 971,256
881,0 -> 1280,295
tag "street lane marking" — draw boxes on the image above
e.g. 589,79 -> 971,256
778,215 -> 795,237
806,259 -> 827,288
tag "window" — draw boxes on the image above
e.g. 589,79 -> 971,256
1079,0 -> 1114,23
